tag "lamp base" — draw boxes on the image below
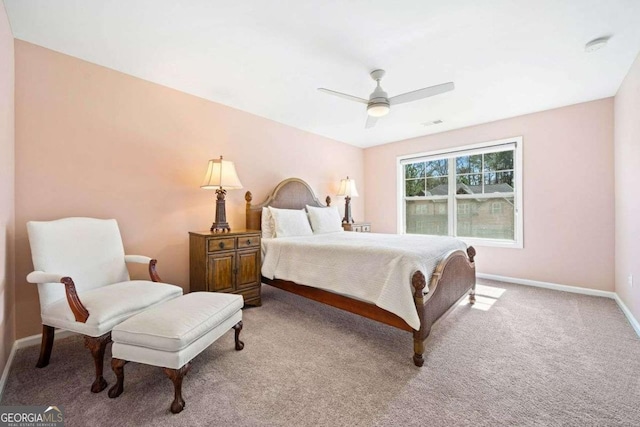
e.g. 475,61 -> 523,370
342,196 -> 355,224
211,188 -> 231,233
210,222 -> 230,233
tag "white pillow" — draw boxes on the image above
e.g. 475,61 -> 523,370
306,205 -> 343,234
269,207 -> 313,238
261,207 -> 276,239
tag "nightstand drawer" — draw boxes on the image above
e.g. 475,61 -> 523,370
207,238 -> 236,252
237,235 -> 260,249
362,224 -> 370,232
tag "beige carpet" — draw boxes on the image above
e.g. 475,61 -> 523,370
2,279 -> 640,426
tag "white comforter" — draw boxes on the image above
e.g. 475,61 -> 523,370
261,232 -> 467,330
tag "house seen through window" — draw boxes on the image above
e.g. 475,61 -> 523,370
399,137 -> 523,247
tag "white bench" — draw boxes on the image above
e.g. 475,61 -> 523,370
107,292 -> 244,413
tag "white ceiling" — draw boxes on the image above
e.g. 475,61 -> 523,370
4,0 -> 640,148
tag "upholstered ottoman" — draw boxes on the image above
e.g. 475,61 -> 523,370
107,292 -> 244,413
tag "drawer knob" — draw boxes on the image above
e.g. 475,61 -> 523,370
246,239 -> 252,245
218,242 -> 225,249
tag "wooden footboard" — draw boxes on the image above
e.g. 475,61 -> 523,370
412,246 -> 476,366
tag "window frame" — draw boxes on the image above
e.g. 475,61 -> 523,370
396,136 -> 524,249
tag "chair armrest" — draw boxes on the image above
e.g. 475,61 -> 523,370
27,271 -> 64,284
25,271 -> 90,323
125,255 -> 162,282
124,255 -> 152,264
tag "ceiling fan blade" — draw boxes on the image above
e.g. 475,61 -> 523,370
389,82 -> 454,106
365,115 -> 378,129
318,88 -> 368,104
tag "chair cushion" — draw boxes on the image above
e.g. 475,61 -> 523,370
41,280 -> 183,337
112,292 -> 244,352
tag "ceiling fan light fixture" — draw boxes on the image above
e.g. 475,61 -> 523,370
367,103 -> 390,117
318,69 -> 454,128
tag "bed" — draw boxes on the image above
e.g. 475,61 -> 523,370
245,177 -> 477,366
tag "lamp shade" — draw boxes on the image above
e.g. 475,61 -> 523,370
336,177 -> 359,197
201,156 -> 243,190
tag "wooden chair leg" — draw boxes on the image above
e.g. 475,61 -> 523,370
232,321 -> 244,351
413,337 -> 425,367
36,325 -> 55,368
108,358 -> 127,398
84,333 -> 111,393
163,363 -> 191,414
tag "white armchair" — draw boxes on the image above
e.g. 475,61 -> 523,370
26,217 -> 183,393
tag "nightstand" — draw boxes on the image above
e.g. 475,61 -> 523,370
342,222 -> 371,232
189,229 -> 262,306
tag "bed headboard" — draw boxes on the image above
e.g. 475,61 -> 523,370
245,178 -> 331,230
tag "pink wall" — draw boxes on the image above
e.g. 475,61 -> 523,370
614,52 -> 640,322
14,41 -> 364,339
0,3 -> 15,376
364,98 -> 615,291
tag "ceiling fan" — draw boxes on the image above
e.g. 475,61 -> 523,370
318,69 -> 454,129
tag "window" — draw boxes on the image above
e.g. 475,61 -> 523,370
457,203 -> 470,215
397,137 -> 523,248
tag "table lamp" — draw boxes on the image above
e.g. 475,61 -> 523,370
336,176 -> 359,224
201,156 -> 243,232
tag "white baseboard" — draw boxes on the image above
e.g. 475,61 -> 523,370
13,329 -> 76,350
614,294 -> 640,337
0,342 -> 18,401
0,329 -> 77,399
477,273 -> 639,338
477,273 -> 616,298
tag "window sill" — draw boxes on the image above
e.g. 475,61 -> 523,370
459,236 -> 523,249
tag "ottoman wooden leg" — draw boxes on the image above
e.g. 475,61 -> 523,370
163,363 -> 191,414
108,358 -> 127,398
232,320 -> 244,351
